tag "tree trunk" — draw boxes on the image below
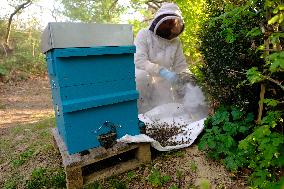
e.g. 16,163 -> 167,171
256,83 -> 265,124
4,0 -> 32,52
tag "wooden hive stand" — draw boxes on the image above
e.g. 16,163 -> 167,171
51,128 -> 151,189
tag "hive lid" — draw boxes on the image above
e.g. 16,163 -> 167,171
41,22 -> 134,53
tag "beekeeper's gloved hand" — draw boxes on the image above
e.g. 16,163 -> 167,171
159,68 -> 177,83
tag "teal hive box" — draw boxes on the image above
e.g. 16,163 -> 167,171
41,23 -> 140,154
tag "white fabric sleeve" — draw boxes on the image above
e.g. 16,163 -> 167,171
134,30 -> 162,76
173,40 -> 188,73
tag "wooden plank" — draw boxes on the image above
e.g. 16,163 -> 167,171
65,166 -> 83,189
136,143 -> 151,163
84,159 -> 140,185
81,143 -> 139,167
52,127 -> 152,188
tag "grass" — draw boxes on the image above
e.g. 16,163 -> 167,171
1,116 -> 64,188
189,160 -> 198,172
11,148 -> 35,168
25,167 -> 66,189
160,150 -> 186,159
0,114 -> 235,189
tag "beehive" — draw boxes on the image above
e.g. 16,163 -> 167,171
42,22 -> 140,154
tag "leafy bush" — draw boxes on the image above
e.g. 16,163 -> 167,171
198,1 -> 284,187
0,20 -> 46,82
199,107 -> 284,188
199,1 -> 264,112
198,106 -> 255,170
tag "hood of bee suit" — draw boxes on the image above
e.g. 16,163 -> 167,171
149,3 -> 184,38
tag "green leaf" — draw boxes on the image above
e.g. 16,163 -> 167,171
270,58 -> 284,72
208,139 -> 216,149
212,109 -> 230,125
273,7 -> 279,14
246,27 -> 262,37
231,107 -> 244,120
220,28 -> 236,43
263,99 -> 280,107
0,65 -> 8,76
261,111 -> 281,126
268,14 -> 280,25
161,175 -> 171,184
246,67 -> 264,84
279,13 -> 284,24
272,137 -> 284,147
279,5 -> 284,10
148,169 -> 162,187
239,126 -> 248,133
245,113 -> 254,123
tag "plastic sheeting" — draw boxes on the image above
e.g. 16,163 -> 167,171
118,103 -> 206,151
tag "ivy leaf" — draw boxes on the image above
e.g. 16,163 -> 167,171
246,67 -> 264,84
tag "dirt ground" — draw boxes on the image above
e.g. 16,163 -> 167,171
0,77 -> 248,188
0,76 -> 53,128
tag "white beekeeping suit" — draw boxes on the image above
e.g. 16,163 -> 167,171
134,3 -> 188,113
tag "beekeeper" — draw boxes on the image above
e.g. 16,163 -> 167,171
135,3 -> 191,113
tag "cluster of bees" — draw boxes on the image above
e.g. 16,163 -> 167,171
145,121 -> 193,147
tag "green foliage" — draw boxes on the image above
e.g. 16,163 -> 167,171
0,20 -> 46,81
238,111 -> 284,188
169,184 -> 179,189
161,150 -> 185,159
174,0 -> 208,62
266,51 -> 284,73
109,178 -> 128,189
263,98 -> 280,107
199,0 -> 264,111
11,148 -> 35,167
3,179 -> 17,189
198,106 -> 254,170
189,161 -> 198,172
199,179 -> 211,189
59,0 -> 126,23
147,168 -> 171,187
126,171 -> 136,182
84,182 -> 102,189
199,107 -> 284,188
246,67 -> 264,84
25,167 -> 66,189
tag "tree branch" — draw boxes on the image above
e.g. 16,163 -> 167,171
109,0 -> 119,12
5,0 -> 32,46
264,76 -> 284,91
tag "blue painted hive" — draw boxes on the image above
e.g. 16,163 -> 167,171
41,23 -> 140,154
